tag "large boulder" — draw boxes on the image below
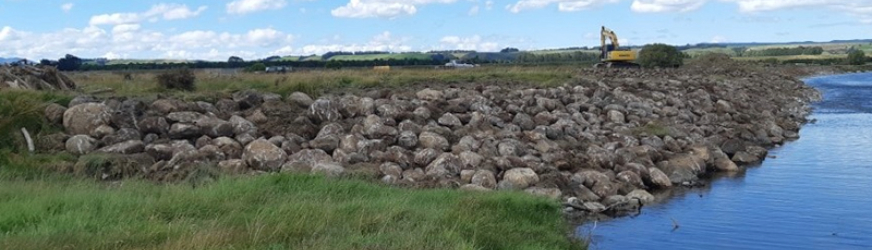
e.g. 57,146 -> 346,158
63,103 -> 112,136
425,153 -> 462,178
242,139 -> 287,171
283,149 -> 334,172
288,92 -> 314,108
308,98 -> 342,123
44,103 -> 66,125
498,168 -> 539,190
418,131 -> 449,151
66,135 -> 97,156
312,162 -> 345,177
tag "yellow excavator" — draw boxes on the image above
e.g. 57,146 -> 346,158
595,26 -> 640,68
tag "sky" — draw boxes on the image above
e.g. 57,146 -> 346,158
0,0 -> 870,61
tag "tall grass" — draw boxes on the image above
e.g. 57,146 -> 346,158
0,90 -> 71,152
0,169 -> 584,250
68,66 -> 582,100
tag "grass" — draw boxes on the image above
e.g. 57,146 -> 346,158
0,160 -> 584,250
0,90 -> 72,152
67,66 -> 584,100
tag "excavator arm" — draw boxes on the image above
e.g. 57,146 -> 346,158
595,26 -> 639,68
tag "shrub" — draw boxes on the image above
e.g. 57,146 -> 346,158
246,63 -> 266,72
847,50 -> 866,65
638,43 -> 684,68
156,68 -> 196,91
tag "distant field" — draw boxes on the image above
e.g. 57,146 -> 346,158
733,54 -> 846,61
106,59 -> 191,65
327,53 -> 433,61
528,49 -> 600,55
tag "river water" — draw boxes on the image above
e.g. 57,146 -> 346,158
579,72 -> 872,250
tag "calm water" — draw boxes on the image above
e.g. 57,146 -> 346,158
579,72 -> 872,250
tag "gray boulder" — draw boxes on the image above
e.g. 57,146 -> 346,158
242,139 -> 287,171
63,103 -> 112,136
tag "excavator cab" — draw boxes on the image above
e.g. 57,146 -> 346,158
595,26 -> 640,68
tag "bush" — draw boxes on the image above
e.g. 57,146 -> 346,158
246,63 -> 266,72
638,43 -> 684,68
847,50 -> 866,65
156,68 -> 196,91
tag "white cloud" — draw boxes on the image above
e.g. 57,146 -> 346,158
710,35 -> 727,43
438,35 -> 499,51
485,0 -> 494,10
508,0 -> 618,13
721,0 -> 872,23
298,31 -> 413,55
0,26 -> 22,41
631,0 -> 706,12
227,0 -> 287,15
468,5 -> 480,15
332,0 -> 457,18
146,4 -> 208,20
112,24 -> 141,34
89,4 -> 207,26
61,3 -> 74,13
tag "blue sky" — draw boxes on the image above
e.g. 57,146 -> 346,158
1,0 -> 870,61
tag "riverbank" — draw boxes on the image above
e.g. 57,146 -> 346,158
580,71 -> 872,250
0,59 -> 837,247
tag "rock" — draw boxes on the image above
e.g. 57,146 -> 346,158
498,168 -> 539,190
229,115 -> 257,136
63,103 -> 112,136
425,153 -> 462,177
626,189 -> 655,205
97,140 -> 145,154
197,116 -> 234,138
73,153 -> 154,180
460,169 -> 476,183
616,171 -> 645,189
308,98 -> 342,123
713,148 -> 740,172
310,134 -> 341,154
242,139 -> 287,171
607,110 -> 625,123
379,162 -> 403,177
459,151 -> 484,169
732,151 -> 760,165
212,137 -> 243,159
92,125 -> 115,139
246,109 -> 268,124
168,123 -> 201,139
402,168 -> 426,182
513,113 -> 535,131
138,117 -> 169,135
416,88 -> 444,101
166,111 -> 203,124
437,113 -> 462,128
572,185 -> 601,202
648,167 -> 673,188
283,149 -> 334,172
66,135 -> 97,155
659,153 -> 706,184
45,103 -> 66,125
218,159 -> 248,174
362,115 -> 398,139
582,202 -> 607,213
101,128 -> 141,146
471,170 -> 497,189
525,187 -> 562,199
288,92 -> 315,107
215,99 -> 239,116
414,148 -> 441,167
418,131 -> 449,151
68,95 -> 98,107
397,131 -> 418,149
312,162 -> 345,177
381,175 -> 399,184
232,90 -> 263,110
150,99 -> 186,115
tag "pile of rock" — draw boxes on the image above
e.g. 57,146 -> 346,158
43,67 -> 821,217
0,65 -> 76,90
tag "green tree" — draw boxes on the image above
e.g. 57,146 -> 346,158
247,62 -> 266,72
847,50 -> 866,65
325,60 -> 343,69
638,43 -> 684,68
